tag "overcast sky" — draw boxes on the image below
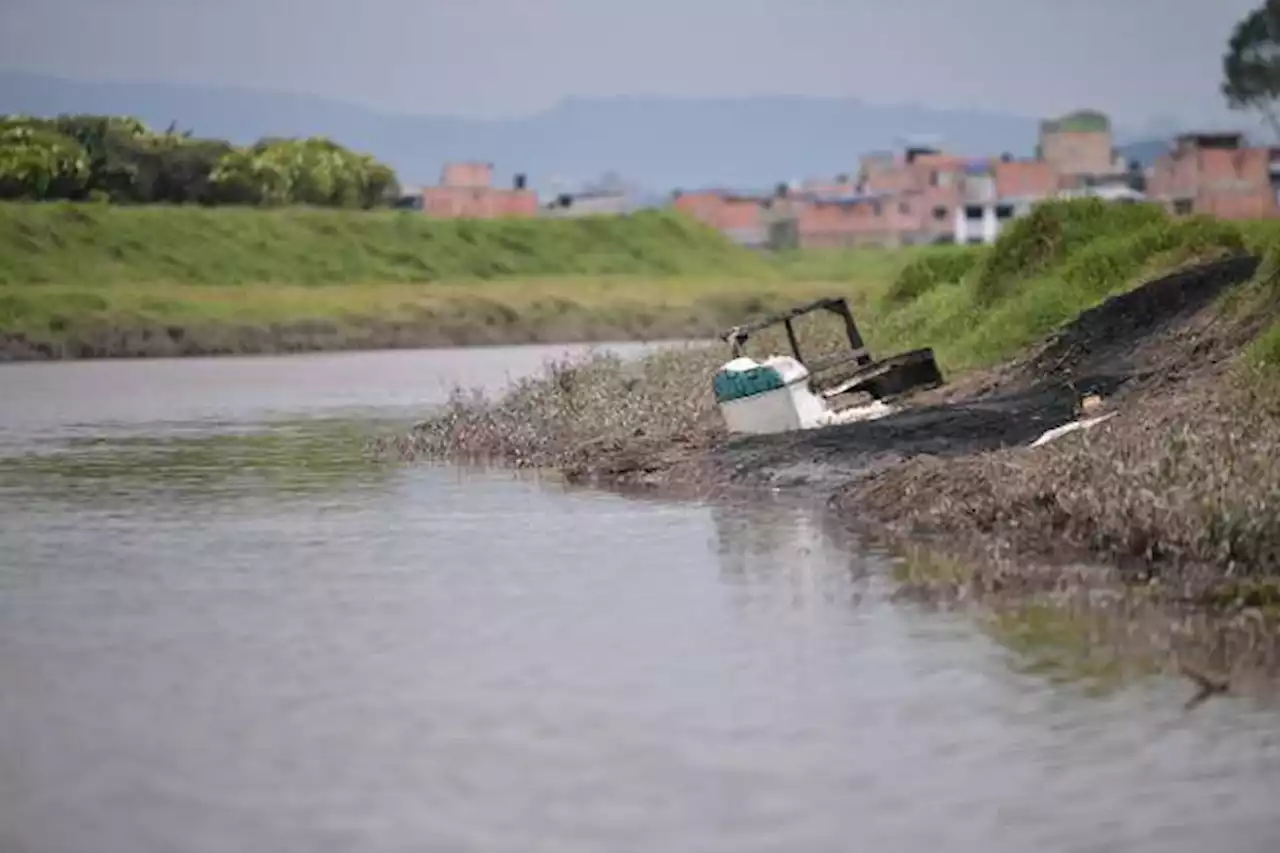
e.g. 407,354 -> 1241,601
0,0 -> 1263,126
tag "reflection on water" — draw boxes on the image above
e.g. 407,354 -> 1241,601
1,347 -> 1279,853
0,419 -> 397,510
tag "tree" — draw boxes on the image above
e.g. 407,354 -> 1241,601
0,112 -> 401,207
1223,0 -> 1280,139
0,122 -> 90,200
206,137 -> 400,208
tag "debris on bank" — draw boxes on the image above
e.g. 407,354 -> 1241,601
711,295 -> 940,436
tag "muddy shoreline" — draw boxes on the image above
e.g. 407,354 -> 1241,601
566,255 -> 1262,495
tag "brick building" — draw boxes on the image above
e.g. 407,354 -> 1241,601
1038,110 -> 1118,178
795,193 -> 901,248
1147,132 -> 1280,220
672,189 -> 774,246
994,158 -> 1059,198
853,146 -> 972,245
671,110 -> 1169,249
419,161 -> 540,219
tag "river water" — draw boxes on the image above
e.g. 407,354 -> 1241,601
1,345 -> 1278,853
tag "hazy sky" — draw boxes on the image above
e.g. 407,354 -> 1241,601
0,0 -> 1263,126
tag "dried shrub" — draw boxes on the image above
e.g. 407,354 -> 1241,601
388,307 -> 867,471
396,345 -> 728,469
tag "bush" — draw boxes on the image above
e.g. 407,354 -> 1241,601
1246,320 -> 1280,374
883,245 -> 986,305
972,198 -> 1169,303
402,346 -> 728,468
1058,215 -> 1246,298
0,113 -> 400,207
0,122 -> 91,200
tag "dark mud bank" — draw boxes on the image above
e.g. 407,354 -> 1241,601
567,384 -> 1083,495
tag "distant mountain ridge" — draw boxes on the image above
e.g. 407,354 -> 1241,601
1,70 -> 1176,195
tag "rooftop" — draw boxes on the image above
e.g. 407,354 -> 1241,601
1041,109 -> 1111,134
805,190 -> 894,206
677,187 -> 778,202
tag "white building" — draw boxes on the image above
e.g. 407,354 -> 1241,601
952,165 -> 1027,245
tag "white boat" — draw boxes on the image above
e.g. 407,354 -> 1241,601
712,297 -> 943,436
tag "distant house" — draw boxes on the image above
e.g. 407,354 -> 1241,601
1147,132 -> 1280,220
794,191 -> 901,248
672,188 -> 777,248
953,160 -> 1146,246
857,145 -> 973,245
669,109 -> 1177,250
418,162 -> 539,219
1038,110 -> 1119,178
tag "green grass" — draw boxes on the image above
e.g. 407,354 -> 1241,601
858,201 -> 1274,372
0,202 -> 775,286
0,201 -> 948,350
8,197 -> 1274,368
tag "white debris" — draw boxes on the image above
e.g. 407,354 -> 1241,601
1029,412 -> 1118,448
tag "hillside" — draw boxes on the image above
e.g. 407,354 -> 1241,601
0,71 -> 1049,192
0,204 -> 764,286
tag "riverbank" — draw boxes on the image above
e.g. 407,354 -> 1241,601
386,200 -> 1280,689
0,274 -> 889,361
0,201 -> 933,360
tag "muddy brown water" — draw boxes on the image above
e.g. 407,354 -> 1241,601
1,345 -> 1278,853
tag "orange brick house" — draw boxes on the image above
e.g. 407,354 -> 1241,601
1147,133 -> 1280,220
856,146 -> 971,244
994,158 -> 1059,198
674,186 -> 903,249
672,189 -> 774,246
420,161 -> 539,219
672,110 -> 1172,250
796,192 -> 903,248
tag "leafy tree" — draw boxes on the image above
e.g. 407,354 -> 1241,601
48,115 -> 152,200
1223,0 -> 1280,139
208,146 -> 293,205
210,136 -> 400,208
0,122 -> 91,200
128,134 -> 237,204
0,113 -> 400,207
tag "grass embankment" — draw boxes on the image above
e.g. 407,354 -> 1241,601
0,202 -> 915,358
400,200 -> 1280,637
